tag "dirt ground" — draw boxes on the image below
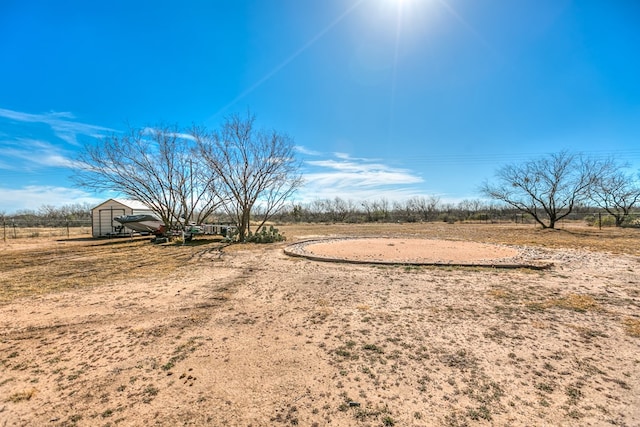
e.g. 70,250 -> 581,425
1,222 -> 639,426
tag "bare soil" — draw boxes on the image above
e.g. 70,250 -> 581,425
1,222 -> 639,426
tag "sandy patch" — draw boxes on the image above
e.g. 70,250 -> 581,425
285,238 -> 553,268
293,237 -> 517,261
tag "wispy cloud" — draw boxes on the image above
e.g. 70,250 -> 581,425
142,127 -> 197,141
298,151 -> 424,202
0,185 -> 101,213
295,145 -> 322,156
0,107 -> 113,145
0,138 -> 80,170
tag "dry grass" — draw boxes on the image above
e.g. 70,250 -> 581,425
623,318 -> 640,337
6,388 -> 37,403
0,236 -> 223,302
529,294 -> 601,313
2,226 -> 91,240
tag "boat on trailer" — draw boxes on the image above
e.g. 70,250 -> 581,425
114,214 -> 164,234
115,214 -> 237,239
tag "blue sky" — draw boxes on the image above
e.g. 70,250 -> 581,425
1,0 -> 640,213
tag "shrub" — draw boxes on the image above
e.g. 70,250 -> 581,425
584,214 -> 617,227
224,225 -> 286,243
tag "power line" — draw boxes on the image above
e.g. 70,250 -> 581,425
387,149 -> 640,166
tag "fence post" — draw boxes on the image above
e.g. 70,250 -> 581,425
67,221 -> 70,239
598,213 -> 602,230
12,220 -> 16,239
3,219 -> 5,242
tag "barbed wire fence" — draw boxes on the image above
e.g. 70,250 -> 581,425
2,219 -> 92,241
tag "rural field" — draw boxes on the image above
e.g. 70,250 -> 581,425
1,222 -> 639,426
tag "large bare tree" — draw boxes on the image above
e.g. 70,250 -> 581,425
74,125 -> 221,230
588,164 -> 640,227
195,112 -> 303,241
481,151 -> 606,229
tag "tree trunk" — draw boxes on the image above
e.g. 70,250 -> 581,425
239,208 -> 251,242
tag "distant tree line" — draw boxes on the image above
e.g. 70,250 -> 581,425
0,203 -> 92,227
1,194 -> 637,231
272,195 -> 639,227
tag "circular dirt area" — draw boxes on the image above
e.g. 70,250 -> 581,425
285,237 -> 549,269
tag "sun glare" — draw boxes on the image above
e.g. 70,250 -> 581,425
388,0 -> 423,9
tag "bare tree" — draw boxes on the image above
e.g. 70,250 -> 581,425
406,195 -> 440,222
327,197 -> 355,222
588,164 -> 640,227
457,199 -> 488,221
74,125 -> 221,231
481,151 -> 605,229
195,112 -> 302,241
361,198 -> 390,222
307,199 -> 328,222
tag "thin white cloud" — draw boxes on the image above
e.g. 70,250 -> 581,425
0,186 -> 102,213
141,127 -> 197,141
306,159 -> 422,185
0,138 -> 80,170
0,107 -> 113,146
0,108 -> 75,121
298,151 -> 424,202
332,152 -> 377,162
295,145 -> 322,156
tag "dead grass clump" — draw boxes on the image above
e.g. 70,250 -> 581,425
6,388 -> 38,402
528,294 -> 599,313
487,288 -> 521,302
488,289 -> 510,299
314,299 -> 333,319
622,318 -> 640,337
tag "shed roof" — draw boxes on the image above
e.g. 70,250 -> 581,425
113,199 -> 151,210
92,198 -> 152,211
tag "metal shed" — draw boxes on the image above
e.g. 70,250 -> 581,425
91,199 -> 155,237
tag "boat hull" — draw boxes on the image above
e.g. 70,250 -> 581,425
114,214 -> 164,234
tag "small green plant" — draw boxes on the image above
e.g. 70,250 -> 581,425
535,382 -> 555,393
566,385 -> 582,401
224,225 -> 285,243
362,343 -> 384,354
246,225 -> 286,243
584,214 -> 617,227
467,406 -> 492,421
144,385 -> 159,396
382,415 -> 396,426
